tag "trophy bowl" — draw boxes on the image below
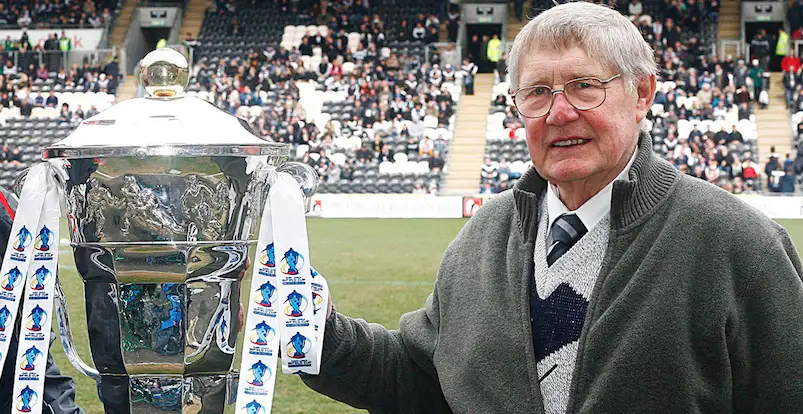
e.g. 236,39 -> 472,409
21,48 -> 318,413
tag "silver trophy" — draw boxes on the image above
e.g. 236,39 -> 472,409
18,48 -> 318,413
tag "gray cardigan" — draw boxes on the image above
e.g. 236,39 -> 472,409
302,134 -> 803,413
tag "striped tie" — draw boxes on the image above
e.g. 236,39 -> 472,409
546,214 -> 587,267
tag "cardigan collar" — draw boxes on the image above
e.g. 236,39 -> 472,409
512,131 -> 681,243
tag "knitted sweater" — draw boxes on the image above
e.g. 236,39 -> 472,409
532,203 -> 610,413
302,133 -> 803,413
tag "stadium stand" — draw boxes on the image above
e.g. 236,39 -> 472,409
0,26 -> 121,190
481,0 -> 766,195
782,4 -> 803,193
187,0 -> 457,194
0,0 -> 457,194
0,0 -> 121,29
0,0 -> 176,196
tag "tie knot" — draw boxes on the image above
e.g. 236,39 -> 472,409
546,214 -> 587,267
550,214 -> 587,247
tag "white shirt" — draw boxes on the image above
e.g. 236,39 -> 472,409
547,147 -> 638,235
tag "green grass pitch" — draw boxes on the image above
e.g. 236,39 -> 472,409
48,218 -> 803,413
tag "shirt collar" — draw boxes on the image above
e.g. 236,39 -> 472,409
547,145 -> 638,233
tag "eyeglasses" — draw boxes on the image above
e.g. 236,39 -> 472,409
511,74 -> 621,118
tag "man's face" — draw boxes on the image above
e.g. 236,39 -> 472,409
518,46 -> 653,187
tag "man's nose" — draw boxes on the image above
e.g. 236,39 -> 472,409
546,92 -> 579,125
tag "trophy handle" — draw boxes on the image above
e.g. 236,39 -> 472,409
12,166 -> 29,198
54,274 -> 101,381
276,161 -> 319,213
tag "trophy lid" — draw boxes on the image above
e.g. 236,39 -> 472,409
44,48 -> 288,159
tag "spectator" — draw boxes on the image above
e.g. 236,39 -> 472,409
775,27 -> 790,71
429,150 -> 445,172
440,43 -> 460,70
750,30 -> 771,70
460,57 -> 477,95
480,157 -> 498,184
782,49 -> 801,73
418,135 -> 434,157
628,0 -> 643,16
447,5 -> 460,42
58,102 -> 71,122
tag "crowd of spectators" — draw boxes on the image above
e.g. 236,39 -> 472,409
191,0 -> 457,194
481,0 -> 769,195
0,28 -> 122,91
0,31 -> 122,108
0,0 -> 118,28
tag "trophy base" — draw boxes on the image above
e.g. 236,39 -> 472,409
97,373 -> 238,414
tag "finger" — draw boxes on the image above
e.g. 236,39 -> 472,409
239,255 -> 250,281
239,302 -> 245,332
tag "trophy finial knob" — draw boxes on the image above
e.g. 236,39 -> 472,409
137,48 -> 190,98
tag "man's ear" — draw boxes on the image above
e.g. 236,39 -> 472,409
635,74 -> 657,122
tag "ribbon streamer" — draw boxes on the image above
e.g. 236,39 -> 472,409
0,163 -> 60,414
235,170 -> 327,414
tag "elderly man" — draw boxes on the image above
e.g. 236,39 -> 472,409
302,2 -> 803,412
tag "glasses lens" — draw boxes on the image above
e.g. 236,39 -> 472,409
564,78 -> 606,110
515,86 -> 552,118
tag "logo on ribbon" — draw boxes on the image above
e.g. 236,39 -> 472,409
13,226 -> 32,252
242,400 -> 266,414
286,332 -> 311,359
16,386 -> 38,412
254,281 -> 277,307
2,266 -> 23,291
312,292 -> 324,314
284,290 -> 308,317
0,305 -> 11,331
218,313 -> 229,344
280,248 -> 304,276
246,360 -> 271,386
259,243 -> 275,268
249,321 -> 276,346
30,266 -> 51,291
34,225 -> 54,251
26,305 -> 47,331
18,345 -> 43,371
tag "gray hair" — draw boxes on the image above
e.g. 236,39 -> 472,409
507,2 -> 658,94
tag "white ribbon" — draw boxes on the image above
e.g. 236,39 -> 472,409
0,163 -> 61,414
235,170 -> 328,414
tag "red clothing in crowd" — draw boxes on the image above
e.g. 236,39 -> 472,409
743,165 -> 758,180
782,55 -> 802,73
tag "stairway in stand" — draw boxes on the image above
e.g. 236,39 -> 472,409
441,2 -> 534,195
506,0 -> 531,45
755,73 -> 793,164
442,74 -> 495,195
180,0 -> 208,41
717,0 -> 741,48
110,0 -> 138,51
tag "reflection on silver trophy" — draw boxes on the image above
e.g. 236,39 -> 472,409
17,48 -> 318,413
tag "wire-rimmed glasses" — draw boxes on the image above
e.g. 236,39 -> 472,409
511,74 -> 621,118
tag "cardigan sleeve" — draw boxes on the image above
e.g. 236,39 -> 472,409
299,286 -> 450,413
